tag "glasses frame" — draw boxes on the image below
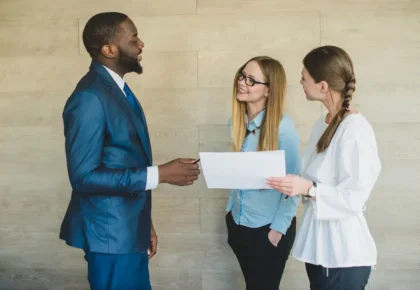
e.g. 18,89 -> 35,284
238,71 -> 269,87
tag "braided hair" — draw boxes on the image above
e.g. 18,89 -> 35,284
303,45 -> 356,153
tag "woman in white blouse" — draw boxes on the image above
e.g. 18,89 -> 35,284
267,45 -> 381,290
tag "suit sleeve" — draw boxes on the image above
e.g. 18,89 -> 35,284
63,92 -> 148,196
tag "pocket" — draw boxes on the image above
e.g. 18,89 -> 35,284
267,238 -> 277,248
265,227 -> 279,249
267,236 -> 279,248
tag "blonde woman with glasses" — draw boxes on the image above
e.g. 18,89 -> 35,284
225,56 -> 301,290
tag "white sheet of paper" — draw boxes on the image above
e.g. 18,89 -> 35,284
199,151 -> 286,189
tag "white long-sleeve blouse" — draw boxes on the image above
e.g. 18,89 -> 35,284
293,113 -> 381,268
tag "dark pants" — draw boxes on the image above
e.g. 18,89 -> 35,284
226,212 -> 296,290
306,263 -> 371,290
84,251 -> 151,290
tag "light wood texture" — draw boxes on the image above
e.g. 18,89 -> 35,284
0,1 -> 419,289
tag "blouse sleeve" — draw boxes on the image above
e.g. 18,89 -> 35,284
315,126 -> 381,220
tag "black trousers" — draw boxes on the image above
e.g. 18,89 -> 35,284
306,263 -> 371,290
226,212 -> 296,290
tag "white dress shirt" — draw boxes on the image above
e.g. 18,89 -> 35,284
293,113 -> 381,268
103,66 -> 158,191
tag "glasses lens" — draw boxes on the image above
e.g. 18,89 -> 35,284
246,78 -> 255,86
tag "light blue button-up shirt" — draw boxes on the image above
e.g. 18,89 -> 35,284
226,110 -> 301,235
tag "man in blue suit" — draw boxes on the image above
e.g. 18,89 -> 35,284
59,12 -> 200,290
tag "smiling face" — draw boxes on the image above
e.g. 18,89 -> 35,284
236,60 -> 269,106
231,56 -> 287,152
115,18 -> 144,74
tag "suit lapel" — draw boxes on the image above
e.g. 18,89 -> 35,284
131,96 -> 152,161
109,83 -> 152,164
90,61 -> 152,165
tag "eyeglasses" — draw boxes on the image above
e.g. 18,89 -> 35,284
238,72 -> 269,87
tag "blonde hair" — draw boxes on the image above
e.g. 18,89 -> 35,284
231,56 -> 287,152
303,46 -> 356,153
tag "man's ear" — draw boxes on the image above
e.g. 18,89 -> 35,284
101,44 -> 118,59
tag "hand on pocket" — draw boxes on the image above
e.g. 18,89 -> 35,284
268,229 -> 283,247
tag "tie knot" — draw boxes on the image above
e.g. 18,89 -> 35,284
123,83 -> 131,96
123,83 -> 136,108
246,126 -> 260,137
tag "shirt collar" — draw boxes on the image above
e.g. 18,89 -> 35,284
246,109 -> 266,130
103,65 -> 125,92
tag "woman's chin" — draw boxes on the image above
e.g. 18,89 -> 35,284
304,93 -> 315,101
236,93 -> 248,102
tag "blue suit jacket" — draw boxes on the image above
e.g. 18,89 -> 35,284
59,60 -> 152,254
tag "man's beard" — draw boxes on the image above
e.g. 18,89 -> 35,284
119,48 -> 143,74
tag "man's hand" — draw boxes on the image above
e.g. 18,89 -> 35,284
268,229 -> 283,247
148,224 -> 158,259
158,158 -> 200,186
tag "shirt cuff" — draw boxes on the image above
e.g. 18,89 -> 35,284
269,217 -> 290,235
145,166 -> 159,190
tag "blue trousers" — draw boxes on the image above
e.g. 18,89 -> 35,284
306,263 -> 371,290
84,251 -> 151,290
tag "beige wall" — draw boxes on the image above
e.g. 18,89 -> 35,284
1,1 -> 420,289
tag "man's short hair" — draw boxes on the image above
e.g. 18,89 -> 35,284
82,12 -> 128,59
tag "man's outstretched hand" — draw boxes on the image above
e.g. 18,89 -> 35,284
158,158 -> 200,186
